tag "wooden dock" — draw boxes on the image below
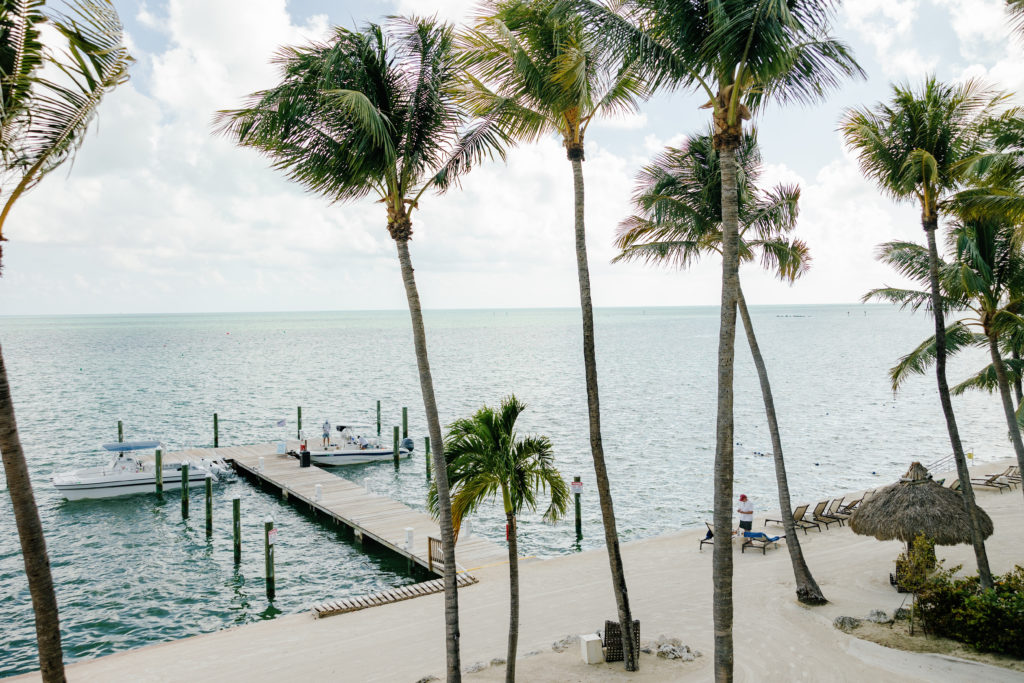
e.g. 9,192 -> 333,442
159,442 -> 509,576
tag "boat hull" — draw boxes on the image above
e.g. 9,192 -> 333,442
53,469 -> 216,501
309,448 -> 411,466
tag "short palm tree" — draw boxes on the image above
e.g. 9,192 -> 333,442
613,128 -> 826,605
572,2 -> 861,676
458,1 -> 647,668
867,217 -> 1024,503
215,18 -> 512,680
840,77 -> 1007,589
0,2 -> 131,680
429,395 -> 568,683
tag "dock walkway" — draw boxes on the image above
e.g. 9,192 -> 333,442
160,442 -> 508,575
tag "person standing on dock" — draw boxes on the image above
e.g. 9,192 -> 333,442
737,494 -> 754,534
322,420 -> 331,447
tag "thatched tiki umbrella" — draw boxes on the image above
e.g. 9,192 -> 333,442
851,462 -> 994,556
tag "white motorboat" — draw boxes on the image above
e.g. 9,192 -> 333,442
52,441 -> 231,501
306,425 -> 413,466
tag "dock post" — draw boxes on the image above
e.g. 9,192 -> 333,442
117,420 -> 123,443
297,406 -> 302,440
376,400 -> 381,437
181,462 -> 190,519
402,407 -> 408,439
393,426 -> 400,469
155,449 -> 163,495
264,516 -> 276,600
314,483 -> 322,502
205,474 -> 213,537
213,412 -> 219,448
405,527 -> 414,574
232,495 -> 241,563
425,437 -> 431,481
258,456 -> 265,473
574,475 -> 582,542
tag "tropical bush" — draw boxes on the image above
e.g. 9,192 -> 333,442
916,565 -> 1024,657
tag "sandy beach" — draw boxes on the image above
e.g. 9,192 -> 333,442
14,458 -> 1024,682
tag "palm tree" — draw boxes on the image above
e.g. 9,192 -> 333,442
571,2 -> 861,677
1009,0 -> 1024,39
215,18 -> 512,680
457,1 -> 647,668
0,2 -> 131,680
867,216 -> 1024,503
840,77 -> 1007,589
428,395 -> 568,683
613,128 -> 826,604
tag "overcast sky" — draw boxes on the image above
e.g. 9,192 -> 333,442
1,0 -> 1021,315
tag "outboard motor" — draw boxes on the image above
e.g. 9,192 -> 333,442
401,437 -> 414,453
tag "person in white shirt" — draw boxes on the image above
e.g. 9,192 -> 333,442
737,494 -> 754,533
322,420 -> 331,447
357,434 -> 369,449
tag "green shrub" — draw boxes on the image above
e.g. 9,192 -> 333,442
917,566 -> 1024,657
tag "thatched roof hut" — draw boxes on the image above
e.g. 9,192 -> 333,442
850,462 -> 994,546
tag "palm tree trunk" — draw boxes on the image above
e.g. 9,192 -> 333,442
986,332 -> 1024,501
736,287 -> 826,605
394,239 -> 462,681
569,157 -> 637,671
0,346 -> 66,682
505,512 -> 519,683
713,141 -> 740,683
922,221 -> 993,589
1012,346 -> 1023,407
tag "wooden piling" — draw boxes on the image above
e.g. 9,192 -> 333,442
264,516 -> 276,600
376,400 -> 381,437
213,413 -> 219,448
117,420 -> 123,443
232,495 -> 241,563
181,462 -> 190,519
155,449 -> 163,495
574,475 -> 582,542
205,474 -> 213,537
297,406 -> 302,440
393,426 -> 400,469
402,407 -> 408,439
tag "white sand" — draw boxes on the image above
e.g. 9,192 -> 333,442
15,459 -> 1024,682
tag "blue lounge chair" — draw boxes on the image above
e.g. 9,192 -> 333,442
741,531 -> 783,554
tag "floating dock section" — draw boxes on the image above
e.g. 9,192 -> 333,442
160,442 -> 508,576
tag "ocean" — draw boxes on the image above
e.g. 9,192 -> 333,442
0,305 -> 1011,676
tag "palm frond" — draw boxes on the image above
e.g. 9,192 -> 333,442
888,321 -> 982,391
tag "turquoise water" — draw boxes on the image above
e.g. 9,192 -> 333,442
0,305 -> 1012,676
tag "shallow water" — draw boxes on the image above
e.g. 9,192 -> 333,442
0,305 -> 1011,676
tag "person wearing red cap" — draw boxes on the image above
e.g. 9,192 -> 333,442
737,494 -> 754,534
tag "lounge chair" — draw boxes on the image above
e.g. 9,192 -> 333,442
700,522 -> 714,551
949,479 -> 961,491
764,504 -> 820,534
826,498 -> 850,524
970,472 -> 1011,493
741,531 -> 784,554
983,467 -> 1019,488
837,497 -> 861,514
811,500 -> 843,529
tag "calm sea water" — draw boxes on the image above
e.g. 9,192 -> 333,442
0,305 -> 1012,676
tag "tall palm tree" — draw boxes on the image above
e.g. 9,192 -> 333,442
867,217 -> 1024,502
215,19 -> 511,680
428,395 -> 568,683
457,1 -> 647,669
840,77 -> 1007,589
0,2 -> 131,680
613,128 -> 826,604
571,2 -> 861,677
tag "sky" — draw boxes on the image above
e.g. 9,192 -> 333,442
1,0 -> 1022,315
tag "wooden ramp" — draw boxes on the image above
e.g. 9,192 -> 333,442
312,573 -> 478,619
160,442 -> 509,576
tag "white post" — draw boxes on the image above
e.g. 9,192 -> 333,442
463,519 -> 472,538
404,527 -> 414,551
314,483 -> 322,502
258,456 -> 265,473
